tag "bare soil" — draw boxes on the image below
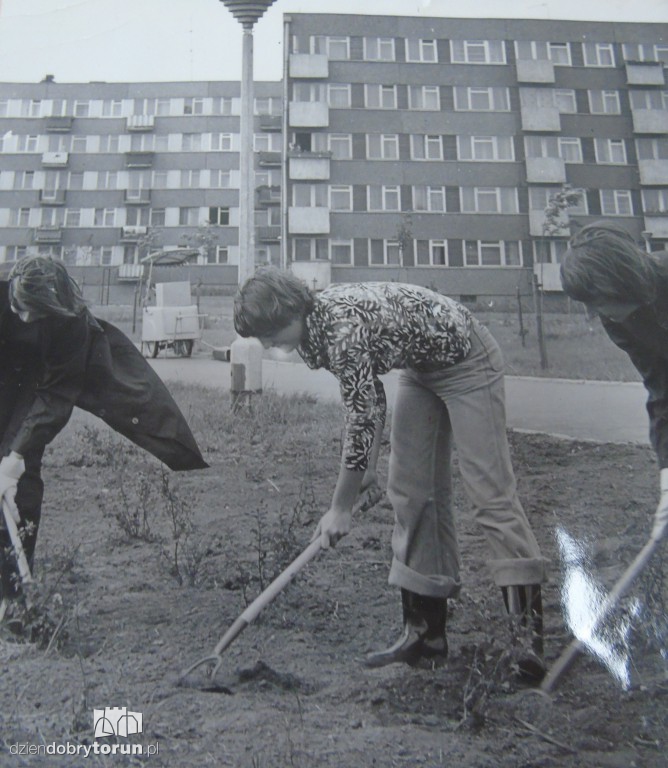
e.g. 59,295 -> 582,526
0,385 -> 666,768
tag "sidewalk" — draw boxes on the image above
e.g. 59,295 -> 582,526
149,355 -> 649,446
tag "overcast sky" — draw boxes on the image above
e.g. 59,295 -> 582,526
0,0 -> 666,84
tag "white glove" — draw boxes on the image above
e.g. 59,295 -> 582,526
0,452 -> 25,525
652,468 -> 668,541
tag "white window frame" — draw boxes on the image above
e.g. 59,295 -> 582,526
94,208 -> 116,227
642,188 -> 668,213
405,38 -> 438,63
410,134 -> 443,161
412,185 -> 446,212
451,39 -> 506,64
408,85 -> 440,111
529,187 -> 588,216
636,137 -> 668,160
180,169 -> 201,188
17,135 -> 39,152
461,187 -> 519,214
554,89 -> 577,114
327,84 -> 351,108
454,86 -> 509,112
600,189 -> 634,216
584,42 -> 616,67
458,135 -> 514,161
630,90 -> 668,110
366,134 -> 399,160
367,185 -> 400,212
464,240 -> 522,267
365,84 -> 397,110
311,35 -> 350,60
588,90 -> 621,115
328,133 -> 352,159
558,137 -> 582,163
595,138 -> 627,165
330,239 -> 353,265
363,37 -> 395,62
211,133 -> 233,152
416,239 -> 448,266
329,185 -> 352,211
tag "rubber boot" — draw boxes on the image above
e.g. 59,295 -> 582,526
502,584 -> 546,682
364,588 -> 448,668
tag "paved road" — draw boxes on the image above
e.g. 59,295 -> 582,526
149,354 -> 649,446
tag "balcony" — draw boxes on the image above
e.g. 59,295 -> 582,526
288,206 -> 330,234
41,151 -> 69,167
289,53 -> 329,79
127,115 -> 155,131
516,59 -> 555,84
533,262 -> 564,292
258,150 -> 282,167
34,225 -> 63,243
256,185 -> 281,206
125,151 -> 155,167
625,62 -> 665,86
118,263 -> 145,281
289,101 -> 329,128
643,213 -> 668,238
520,106 -> 561,132
638,159 -> 668,185
289,151 -> 331,180
260,115 -> 282,132
124,189 -> 152,205
529,210 -> 570,237
257,225 -> 281,242
632,109 -> 668,134
39,188 -> 66,205
120,225 -> 148,242
45,116 -> 74,132
525,157 -> 566,183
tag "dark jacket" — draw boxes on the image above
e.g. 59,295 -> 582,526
0,281 -> 207,471
600,250 -> 668,468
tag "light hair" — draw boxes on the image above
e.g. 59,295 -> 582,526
8,256 -> 87,318
234,267 -> 315,338
560,221 -> 659,305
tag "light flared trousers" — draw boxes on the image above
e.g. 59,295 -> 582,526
387,319 -> 547,599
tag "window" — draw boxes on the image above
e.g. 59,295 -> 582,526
17,135 -> 38,152
525,136 -> 581,162
13,171 -> 34,190
454,86 -> 509,111
554,89 -> 577,114
65,208 -> 81,227
458,135 -> 514,161
293,183 -> 327,207
529,187 -> 587,215
180,169 -> 201,188
370,239 -> 402,265
451,40 -> 506,64
534,240 -> 569,265
642,188 -> 668,213
623,43 -> 668,65
311,36 -> 350,60
583,42 -> 615,67
100,135 -> 120,153
461,187 -> 518,214
150,208 -> 166,227
179,207 -> 200,226
98,171 -> 118,189
208,206 -> 230,225
293,83 -> 326,102
411,134 -> 443,160
600,189 -> 633,216
48,135 -> 69,152
0,100 -> 7,117
589,90 -> 621,114
331,240 -> 353,265
368,185 -> 401,211
367,134 -> 399,160
40,208 -> 64,227
408,85 -> 440,110
293,237 -> 329,261
74,100 -> 89,117
10,208 -> 30,226
549,43 -> 571,65
416,240 -> 448,266
364,37 -> 395,61
68,172 -> 84,189
636,137 -> 668,160
152,170 -> 168,189
465,240 -> 522,266
211,133 -> 233,151
184,97 -> 204,115
329,185 -> 352,211
328,84 -> 351,108
328,134 -> 352,159
211,170 -> 232,188
214,97 -> 234,115
413,186 -> 446,212
595,138 -> 627,164
182,133 -> 203,151
21,99 -> 42,117
406,38 -> 438,63
365,85 -> 397,109
125,207 -> 149,227
207,246 -> 228,265
102,99 -> 123,117
5,246 -> 27,262
94,208 -> 116,227
630,90 -> 668,110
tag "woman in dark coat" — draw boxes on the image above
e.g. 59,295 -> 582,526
0,256 -> 207,604
560,220 -> 668,542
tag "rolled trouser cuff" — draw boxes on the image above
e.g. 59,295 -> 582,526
491,557 -> 548,587
388,558 -> 462,599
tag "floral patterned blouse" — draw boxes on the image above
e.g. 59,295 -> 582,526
298,282 -> 472,471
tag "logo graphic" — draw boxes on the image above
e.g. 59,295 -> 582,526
93,707 -> 143,739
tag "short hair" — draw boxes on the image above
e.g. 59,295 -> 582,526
234,267 -> 315,338
8,256 -> 87,318
560,221 -> 658,305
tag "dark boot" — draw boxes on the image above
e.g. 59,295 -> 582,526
502,584 -> 546,682
364,589 -> 448,668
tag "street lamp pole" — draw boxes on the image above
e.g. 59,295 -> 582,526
219,1 -> 276,406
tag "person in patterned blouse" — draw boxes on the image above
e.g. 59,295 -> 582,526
235,268 -> 547,680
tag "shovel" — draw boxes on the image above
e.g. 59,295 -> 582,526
541,533 -> 661,694
0,499 -> 33,622
180,537 -> 322,683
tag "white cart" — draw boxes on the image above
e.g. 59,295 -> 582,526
141,280 -> 202,358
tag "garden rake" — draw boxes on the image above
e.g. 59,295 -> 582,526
0,499 -> 33,622
180,538 -> 322,683
540,531 -> 662,694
